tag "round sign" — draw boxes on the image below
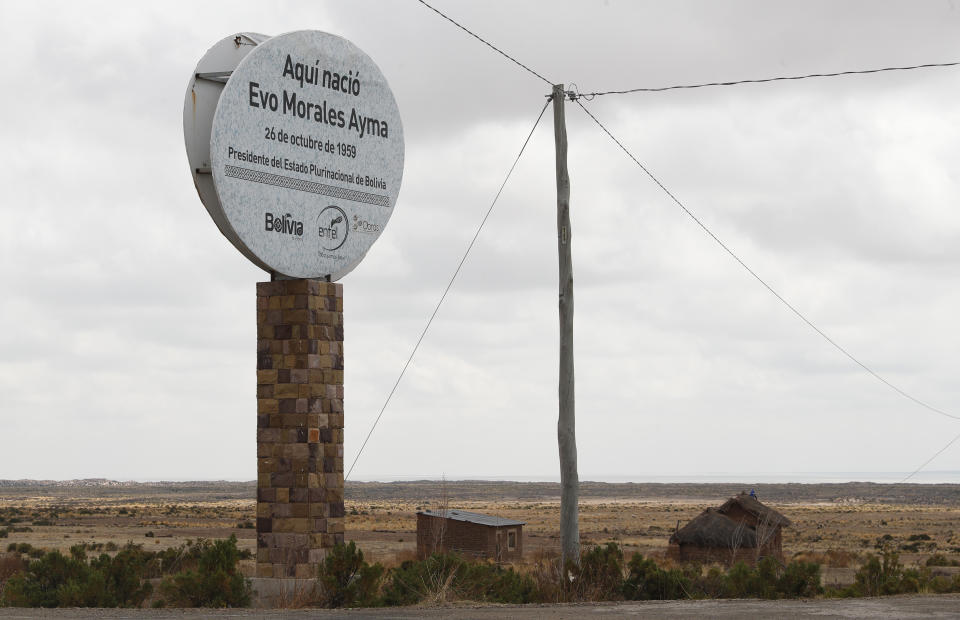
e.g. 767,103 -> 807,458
205,30 -> 404,280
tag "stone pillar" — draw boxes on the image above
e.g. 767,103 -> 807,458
255,279 -> 345,578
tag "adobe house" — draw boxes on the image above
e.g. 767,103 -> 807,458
416,509 -> 524,562
668,492 -> 791,565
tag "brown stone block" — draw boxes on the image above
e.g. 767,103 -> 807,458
274,383 -> 299,399
309,548 -> 327,563
256,370 -> 278,385
256,324 -> 274,339
256,502 -> 271,518
333,282 -> 343,297
331,414 -> 344,429
291,488 -> 308,503
328,518 -> 345,534
318,341 -> 331,354
308,473 -> 320,488
335,298 -> 343,312
327,487 -> 344,503
272,472 -> 294,487
295,473 -> 308,488
256,384 -> 274,399
308,428 -> 320,442
306,280 -> 321,295
290,368 -> 309,384
309,488 -> 328,503
277,398 -> 296,414
276,488 -> 289,503
257,399 -> 279,414
267,296 -> 282,310
257,295 -> 268,309
330,399 -> 343,413
288,518 -> 310,533
256,563 -> 274,578
257,473 -> 270,487
316,414 -> 330,429
257,548 -> 270,563
291,443 -> 309,459
309,504 -> 329,519
291,503 -> 308,518
282,309 -> 311,324
292,457 -> 309,473
295,563 -> 314,578
257,517 -> 273,533
274,324 -> 293,340
258,458 -> 277,474
272,503 -> 291,518
321,534 -> 336,547
265,309 -> 283,325
294,398 -> 307,413
324,473 -> 341,488
257,487 -> 276,503
280,295 -> 296,310
283,279 -> 310,294
272,518 -> 294,533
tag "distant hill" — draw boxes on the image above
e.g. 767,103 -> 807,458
1,479 -> 958,505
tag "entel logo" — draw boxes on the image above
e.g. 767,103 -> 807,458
265,212 -> 303,237
317,205 -> 348,251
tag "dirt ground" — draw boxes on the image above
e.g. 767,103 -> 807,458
2,480 -> 959,586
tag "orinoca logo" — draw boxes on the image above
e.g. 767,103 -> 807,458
352,214 -> 381,234
317,205 -> 348,251
265,212 -> 304,237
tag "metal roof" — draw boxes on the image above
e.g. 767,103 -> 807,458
418,509 -> 525,527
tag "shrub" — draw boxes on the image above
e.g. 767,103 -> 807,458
1,549 -> 152,608
925,554 -> 960,567
159,535 -> 251,607
623,553 -> 690,600
382,553 -> 536,606
317,541 -> 384,608
570,543 -> 625,601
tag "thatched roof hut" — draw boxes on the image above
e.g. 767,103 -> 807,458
667,493 -> 791,565
718,493 -> 791,528
669,508 -> 757,548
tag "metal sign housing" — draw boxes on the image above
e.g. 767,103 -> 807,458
184,31 -> 404,280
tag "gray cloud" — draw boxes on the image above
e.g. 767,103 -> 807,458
1,1 -> 958,480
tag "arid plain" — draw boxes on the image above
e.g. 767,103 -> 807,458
2,480 -> 959,587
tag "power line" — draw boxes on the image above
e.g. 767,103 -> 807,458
575,99 -> 960,424
901,429 -> 960,483
415,0 -> 553,87
578,61 -> 960,98
345,99 -> 552,481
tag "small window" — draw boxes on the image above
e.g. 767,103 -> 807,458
507,530 -> 517,550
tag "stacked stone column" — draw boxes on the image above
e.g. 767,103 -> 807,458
255,279 -> 345,578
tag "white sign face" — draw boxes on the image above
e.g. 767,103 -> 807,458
209,30 -> 404,280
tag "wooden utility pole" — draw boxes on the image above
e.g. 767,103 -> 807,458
553,84 -> 579,567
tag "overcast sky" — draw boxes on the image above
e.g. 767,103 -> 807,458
1,1 -> 959,482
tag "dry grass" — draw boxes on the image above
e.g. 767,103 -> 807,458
2,484 -> 958,582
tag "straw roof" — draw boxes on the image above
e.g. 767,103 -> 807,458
669,508 -> 758,548
718,493 -> 792,527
